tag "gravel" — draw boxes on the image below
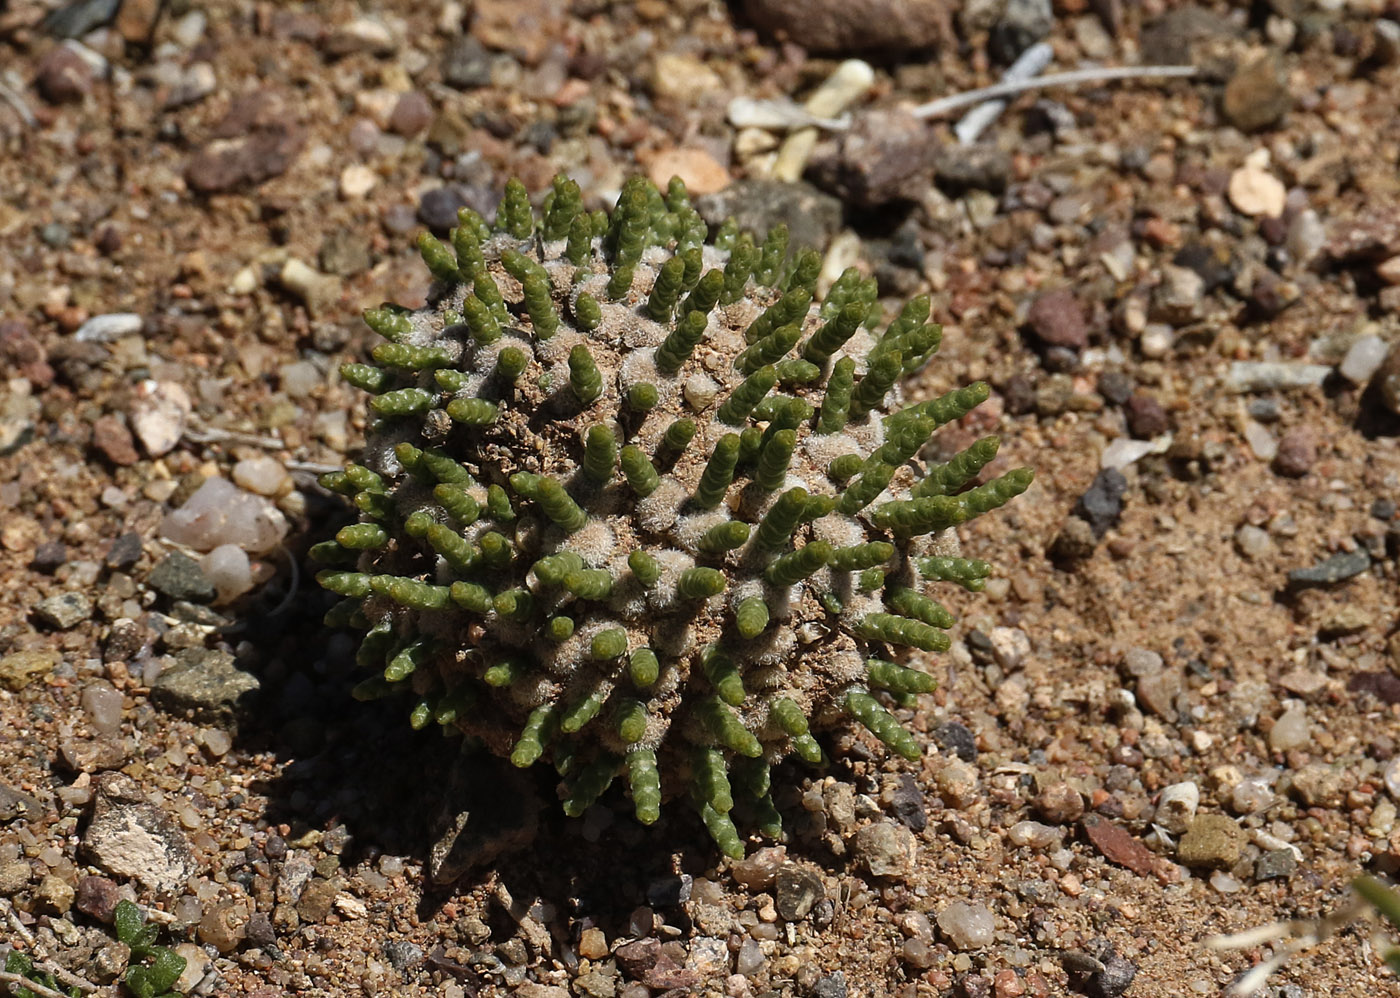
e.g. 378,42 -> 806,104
0,2 -> 1397,996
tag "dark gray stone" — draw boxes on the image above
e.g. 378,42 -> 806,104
890,773 -> 927,831
1254,849 -> 1298,881
105,531 -> 143,570
0,783 -> 46,823
934,145 -> 1011,194
442,36 -> 493,88
1287,550 -> 1370,587
990,0 -> 1053,63
147,552 -> 216,603
1075,469 -> 1128,539
934,721 -> 978,761
775,865 -> 824,921
383,940 -> 424,972
694,180 -> 843,258
813,971 -> 847,998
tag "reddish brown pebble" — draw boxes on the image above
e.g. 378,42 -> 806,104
388,91 -> 433,137
75,875 -> 122,922
91,415 -> 140,466
1082,814 -> 1156,876
1124,394 -> 1170,438
615,937 -> 660,978
994,968 -> 1026,998
1273,426 -> 1318,477
1025,289 -> 1087,350
34,45 -> 94,104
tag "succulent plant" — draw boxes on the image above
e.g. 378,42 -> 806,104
315,175 -> 1031,857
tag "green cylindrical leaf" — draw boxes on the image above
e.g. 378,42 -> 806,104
628,549 -> 660,586
626,382 -> 658,411
656,418 -> 696,466
565,568 -> 613,599
775,358 -> 821,385
317,570 -> 372,598
856,612 -> 951,652
434,483 -> 481,525
678,567 -> 727,600
693,433 -> 741,509
629,647 -> 660,688
765,541 -> 831,586
716,365 -> 777,426
887,587 -> 956,628
802,301 -> 866,365
449,581 -> 492,613
816,356 -> 856,433
511,704 -> 557,767
546,615 -> 575,641
646,255 -> 686,321
562,755 -> 619,817
848,349 -> 902,421
566,211 -> 593,266
336,523 -> 387,549
866,658 -> 937,695
654,309 -> 706,375
754,486 -> 808,551
339,363 -> 390,393
574,291 -> 602,331
590,628 -> 628,660
445,397 -> 499,425
679,268 -> 723,318
370,575 -> 451,610
829,541 -> 894,572
734,322 -> 802,375
697,696 -> 762,757
462,293 -> 501,344
569,344 -> 604,405
616,698 -> 647,744
363,307 -> 412,342
370,388 -> 433,417
523,273 -> 559,339
537,477 -> 588,532
916,556 -> 992,591
694,747 -> 734,813
754,428 -> 796,492
418,231 -> 460,282
912,435 -> 1000,499
560,683 -> 608,733
583,424 -> 618,483
486,484 -> 515,522
700,644 -> 744,705
426,523 -> 477,573
498,177 -> 533,239
533,551 -> 584,586
620,445 -> 660,498
735,596 -> 769,639
627,748 -> 661,824
698,520 -> 750,555
496,346 -> 528,381
846,689 -> 921,761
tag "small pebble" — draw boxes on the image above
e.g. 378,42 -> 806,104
1272,426 -> 1317,477
1234,524 -> 1273,560
937,900 -> 995,950
34,591 -> 93,629
1269,705 -> 1310,752
1176,814 -> 1245,869
1339,335 -> 1389,384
